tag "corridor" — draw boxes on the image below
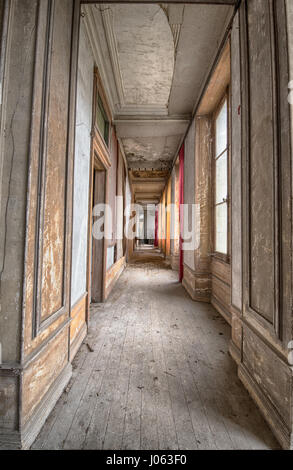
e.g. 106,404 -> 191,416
1,0 -> 293,452
32,250 -> 278,450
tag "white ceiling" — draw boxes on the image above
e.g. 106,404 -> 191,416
113,4 -> 174,108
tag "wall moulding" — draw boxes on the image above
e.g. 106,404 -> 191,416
236,0 -> 293,449
24,0 -> 75,345
241,0 -> 292,346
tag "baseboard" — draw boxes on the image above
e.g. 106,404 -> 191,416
238,363 -> 292,450
211,296 -> 232,325
229,340 -> 241,365
70,322 -> 87,363
0,362 -> 72,450
182,265 -> 211,303
171,254 -> 179,271
105,256 -> 126,300
22,363 -> 72,450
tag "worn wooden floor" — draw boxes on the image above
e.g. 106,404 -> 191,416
33,251 -> 279,450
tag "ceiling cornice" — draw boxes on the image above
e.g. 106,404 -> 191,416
101,5 -> 170,117
83,5 -> 117,118
82,4 -> 173,119
100,5 -> 126,107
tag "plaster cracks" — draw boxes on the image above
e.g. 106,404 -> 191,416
123,135 -> 182,170
71,20 -> 93,306
111,4 -> 174,108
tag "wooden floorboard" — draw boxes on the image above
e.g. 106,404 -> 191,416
33,251 -> 280,450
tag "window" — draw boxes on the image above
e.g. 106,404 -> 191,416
214,97 -> 228,255
95,93 -> 109,145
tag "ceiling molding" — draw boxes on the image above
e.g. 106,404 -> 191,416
83,5 -> 117,118
101,5 -> 171,117
161,4 -> 185,51
83,4 -> 173,118
115,119 -> 189,138
114,114 -> 191,121
100,5 -> 126,107
116,104 -> 169,117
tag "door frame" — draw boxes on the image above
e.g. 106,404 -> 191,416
86,68 -> 112,320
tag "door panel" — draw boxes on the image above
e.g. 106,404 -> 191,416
242,0 -> 291,343
24,0 -> 77,350
91,169 -> 106,303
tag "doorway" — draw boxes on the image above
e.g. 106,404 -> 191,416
91,168 -> 106,303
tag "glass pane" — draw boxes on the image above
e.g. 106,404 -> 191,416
216,99 -> 228,157
96,95 -> 109,144
96,104 -> 105,135
215,203 -> 228,254
215,152 -> 228,204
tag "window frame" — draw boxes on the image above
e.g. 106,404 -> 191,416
93,67 -> 112,149
211,90 -> 231,263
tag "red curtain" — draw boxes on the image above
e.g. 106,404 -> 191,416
179,144 -> 184,283
154,206 -> 159,247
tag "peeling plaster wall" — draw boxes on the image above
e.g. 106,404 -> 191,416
125,173 -> 133,260
71,20 -> 93,306
287,0 -> 293,169
231,12 -> 242,312
0,0 -> 38,363
183,120 -> 196,271
170,167 -> 176,255
147,206 -> 155,239
108,128 -> 118,250
116,150 -> 124,261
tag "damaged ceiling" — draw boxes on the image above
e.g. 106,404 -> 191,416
83,2 -> 234,203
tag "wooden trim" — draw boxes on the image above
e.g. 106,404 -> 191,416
182,263 -> 212,303
93,133 -> 111,170
22,0 -> 81,348
211,90 -> 231,260
240,0 -> 291,345
69,323 -> 87,363
21,364 -> 72,450
238,363 -> 292,450
86,67 -> 113,313
70,293 -> 87,349
105,256 -> 126,300
229,339 -> 241,365
94,66 -> 113,124
211,296 -> 232,325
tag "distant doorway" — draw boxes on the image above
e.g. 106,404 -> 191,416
91,168 -> 106,303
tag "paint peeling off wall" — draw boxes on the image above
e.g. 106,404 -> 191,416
231,11 -> 242,311
183,120 -> 196,271
125,174 -> 133,259
286,0 -> 293,167
71,21 -> 93,306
